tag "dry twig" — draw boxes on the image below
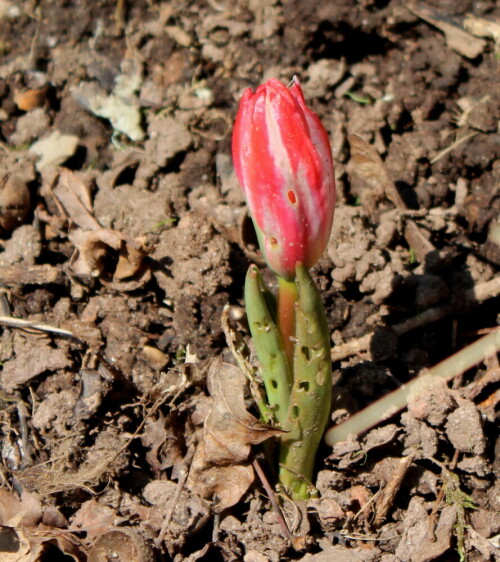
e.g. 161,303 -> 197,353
331,276 -> 500,362
326,327 -> 500,445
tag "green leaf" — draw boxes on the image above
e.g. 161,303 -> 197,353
244,265 -> 292,426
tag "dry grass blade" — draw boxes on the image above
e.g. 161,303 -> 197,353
0,315 -> 76,338
252,459 -> 300,549
331,276 -> 500,362
430,132 -> 477,164
326,328 -> 500,445
374,455 -> 414,527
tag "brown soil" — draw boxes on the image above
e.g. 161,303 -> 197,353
0,1 -> 499,560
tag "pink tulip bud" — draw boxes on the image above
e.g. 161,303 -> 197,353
232,77 -> 335,279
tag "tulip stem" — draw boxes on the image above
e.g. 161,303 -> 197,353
277,276 -> 299,369
279,265 -> 332,499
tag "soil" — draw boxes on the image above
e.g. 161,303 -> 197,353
0,1 -> 499,561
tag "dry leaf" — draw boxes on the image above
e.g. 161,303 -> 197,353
140,414 -> 169,473
348,133 -> 405,210
187,359 -> 281,510
53,169 -> 99,231
49,170 -> 152,290
0,525 -> 85,562
23,527 -> 85,561
69,500 -> 117,542
464,14 -> 500,54
204,359 -> 279,464
114,242 -> 147,281
0,489 -> 42,527
348,134 -> 436,263
189,441 -> 256,512
0,490 -> 85,561
0,526 -> 31,561
407,2 -> 486,59
69,228 -> 150,290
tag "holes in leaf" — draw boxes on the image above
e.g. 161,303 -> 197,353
287,190 -> 297,204
301,346 -> 310,361
291,405 -> 300,420
270,379 -> 278,389
299,381 -> 310,392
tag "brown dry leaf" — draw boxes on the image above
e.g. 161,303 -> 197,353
69,499 -> 117,542
0,526 -> 31,561
0,489 -> 42,527
464,14 -> 500,55
71,228 -> 122,276
348,134 -> 435,263
21,527 -> 85,561
407,2 -> 486,58
69,227 -> 150,290
0,490 -> 85,561
348,133 -> 405,209
52,169 -> 99,231
140,413 -> 171,474
189,441 -> 256,512
202,460 -> 255,510
139,384 -> 194,479
113,241 -> 147,281
187,359 -> 281,510
205,359 -> 280,463
47,169 -> 150,289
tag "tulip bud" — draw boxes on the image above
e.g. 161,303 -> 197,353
232,77 -> 335,279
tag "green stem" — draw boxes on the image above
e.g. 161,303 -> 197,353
278,265 -> 332,499
277,276 -> 299,370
